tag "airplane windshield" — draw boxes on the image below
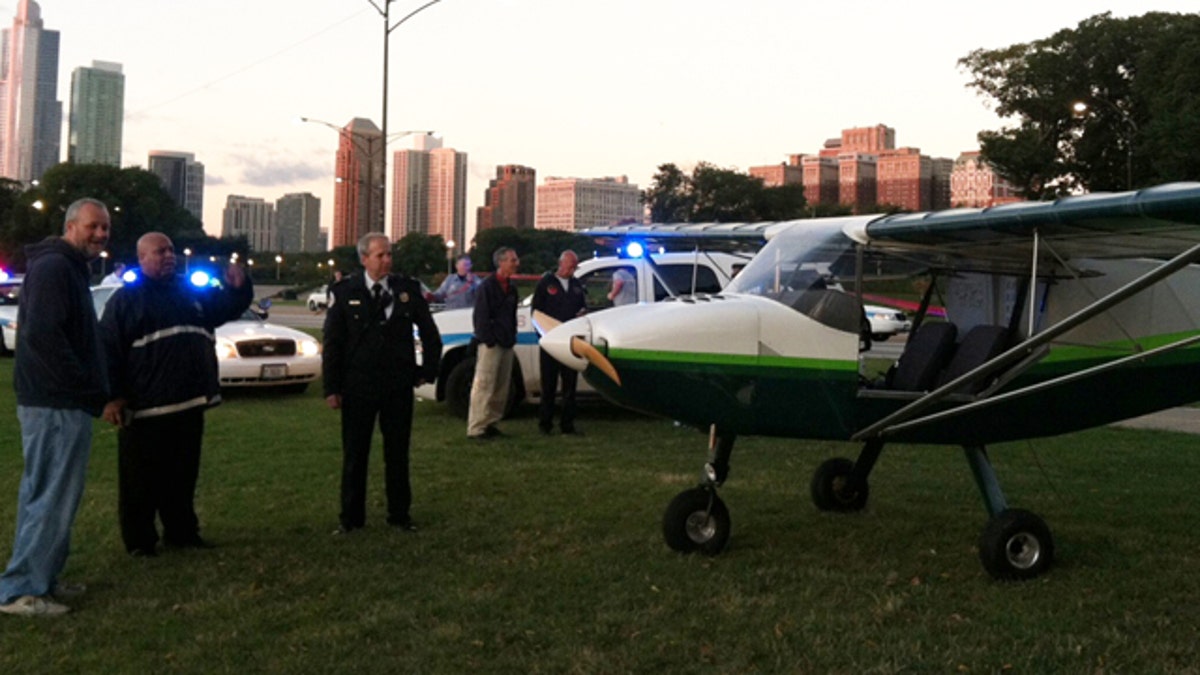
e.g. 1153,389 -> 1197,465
725,220 -> 859,300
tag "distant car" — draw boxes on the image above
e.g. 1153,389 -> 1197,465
92,284 -> 322,392
0,276 -> 23,354
864,304 -> 912,341
307,285 -> 332,312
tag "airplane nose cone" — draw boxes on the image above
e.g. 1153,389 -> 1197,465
539,316 -> 591,373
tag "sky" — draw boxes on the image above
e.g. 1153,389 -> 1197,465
14,0 -> 1200,246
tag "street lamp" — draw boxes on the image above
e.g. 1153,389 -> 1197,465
1072,98 -> 1138,190
445,239 -> 455,274
99,250 -> 109,277
275,254 -> 283,280
370,0 -> 444,233
183,247 -> 192,274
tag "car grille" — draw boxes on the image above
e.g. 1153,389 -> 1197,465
236,339 -> 296,358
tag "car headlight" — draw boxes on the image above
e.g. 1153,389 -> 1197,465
215,338 -> 237,360
298,339 -> 320,357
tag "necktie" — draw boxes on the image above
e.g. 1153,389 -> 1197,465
372,282 -> 383,303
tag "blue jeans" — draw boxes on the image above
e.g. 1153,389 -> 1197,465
0,406 -> 93,603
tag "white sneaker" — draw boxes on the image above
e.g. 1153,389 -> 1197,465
0,595 -> 70,616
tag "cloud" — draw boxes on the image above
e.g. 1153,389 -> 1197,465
237,158 -> 329,187
206,174 -> 227,186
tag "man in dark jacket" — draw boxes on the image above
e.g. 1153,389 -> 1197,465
100,232 -> 253,557
530,250 -> 587,435
0,198 -> 111,617
323,233 -> 441,534
467,247 -> 520,439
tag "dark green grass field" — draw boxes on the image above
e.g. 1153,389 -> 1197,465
1,359 -> 1200,673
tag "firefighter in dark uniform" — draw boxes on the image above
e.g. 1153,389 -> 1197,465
530,250 -> 587,435
322,233 -> 441,534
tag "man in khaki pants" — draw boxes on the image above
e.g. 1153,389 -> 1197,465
467,247 -> 519,439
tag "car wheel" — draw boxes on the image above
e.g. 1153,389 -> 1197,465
445,357 -> 476,419
308,299 -> 319,312
871,333 -> 890,342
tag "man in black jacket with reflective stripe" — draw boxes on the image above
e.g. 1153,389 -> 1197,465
322,233 -> 441,534
100,232 -> 253,556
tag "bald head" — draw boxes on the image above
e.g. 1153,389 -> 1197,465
555,249 -> 579,279
137,232 -> 177,280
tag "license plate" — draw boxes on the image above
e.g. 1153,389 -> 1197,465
261,364 -> 287,380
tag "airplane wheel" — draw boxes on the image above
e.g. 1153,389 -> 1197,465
444,357 -> 476,419
811,458 -> 868,512
978,508 -> 1054,581
662,487 -> 730,555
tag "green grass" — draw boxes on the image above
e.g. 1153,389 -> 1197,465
1,360 -> 1200,673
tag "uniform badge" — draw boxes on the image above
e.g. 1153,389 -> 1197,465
548,286 -> 559,295
399,292 -> 409,303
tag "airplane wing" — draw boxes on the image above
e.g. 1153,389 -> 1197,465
859,183 -> 1200,273
581,221 -> 796,246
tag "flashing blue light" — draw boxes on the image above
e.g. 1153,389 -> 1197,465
625,241 -> 645,259
121,269 -> 139,284
0,269 -> 9,282
189,270 -> 212,287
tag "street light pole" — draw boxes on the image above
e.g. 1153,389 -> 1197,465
368,0 -> 443,235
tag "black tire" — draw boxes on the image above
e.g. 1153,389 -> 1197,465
979,508 -> 1054,581
662,487 -> 731,555
308,299 -> 320,312
444,357 -> 476,419
871,333 -> 890,342
811,457 -> 869,512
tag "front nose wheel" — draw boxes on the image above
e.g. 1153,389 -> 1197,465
662,487 -> 730,555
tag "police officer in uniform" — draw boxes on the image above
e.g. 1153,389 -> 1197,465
531,250 -> 587,435
322,233 -> 441,533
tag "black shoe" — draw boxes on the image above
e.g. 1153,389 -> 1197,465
129,547 -> 157,558
332,524 -> 359,536
538,425 -> 553,436
561,427 -> 583,436
483,425 -> 503,438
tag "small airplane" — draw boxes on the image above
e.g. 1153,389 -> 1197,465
536,182 -> 1200,580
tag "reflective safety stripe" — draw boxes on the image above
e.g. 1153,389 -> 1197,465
132,394 -> 219,420
131,325 -> 214,349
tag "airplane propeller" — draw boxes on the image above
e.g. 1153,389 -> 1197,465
534,310 -> 622,386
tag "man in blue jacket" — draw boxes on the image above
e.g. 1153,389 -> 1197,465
100,232 -> 252,557
0,198 -> 111,617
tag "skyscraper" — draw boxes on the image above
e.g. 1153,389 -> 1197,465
535,176 -> 642,231
477,165 -> 536,231
0,0 -> 60,182
69,61 -> 123,166
276,192 -> 322,253
332,118 -> 383,249
222,195 -> 275,252
148,150 -> 205,222
390,135 -> 467,247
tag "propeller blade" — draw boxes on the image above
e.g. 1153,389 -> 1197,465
531,309 -> 561,337
570,336 -> 621,386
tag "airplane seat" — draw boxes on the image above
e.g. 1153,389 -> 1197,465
936,324 -> 1010,394
887,322 -> 958,391
787,289 -> 862,334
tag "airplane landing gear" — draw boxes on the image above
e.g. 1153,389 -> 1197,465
662,486 -> 730,555
810,440 -> 882,512
978,508 -> 1054,580
663,427 -> 735,555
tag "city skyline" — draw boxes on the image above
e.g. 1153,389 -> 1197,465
18,0 -> 1200,245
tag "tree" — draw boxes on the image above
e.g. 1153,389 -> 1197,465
642,162 -> 808,223
470,227 -> 593,275
394,232 -> 448,277
960,11 -> 1200,196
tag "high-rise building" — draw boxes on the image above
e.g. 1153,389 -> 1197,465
535,176 -> 642,231
390,134 -> 467,247
332,118 -> 383,248
68,61 -> 123,166
276,192 -> 321,253
148,150 -> 204,222
748,162 -> 801,188
838,153 -> 876,211
477,165 -> 536,231
930,157 -> 955,211
876,147 -> 931,212
800,155 -> 839,206
222,195 -> 275,252
0,0 -> 60,182
950,151 -> 1020,208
